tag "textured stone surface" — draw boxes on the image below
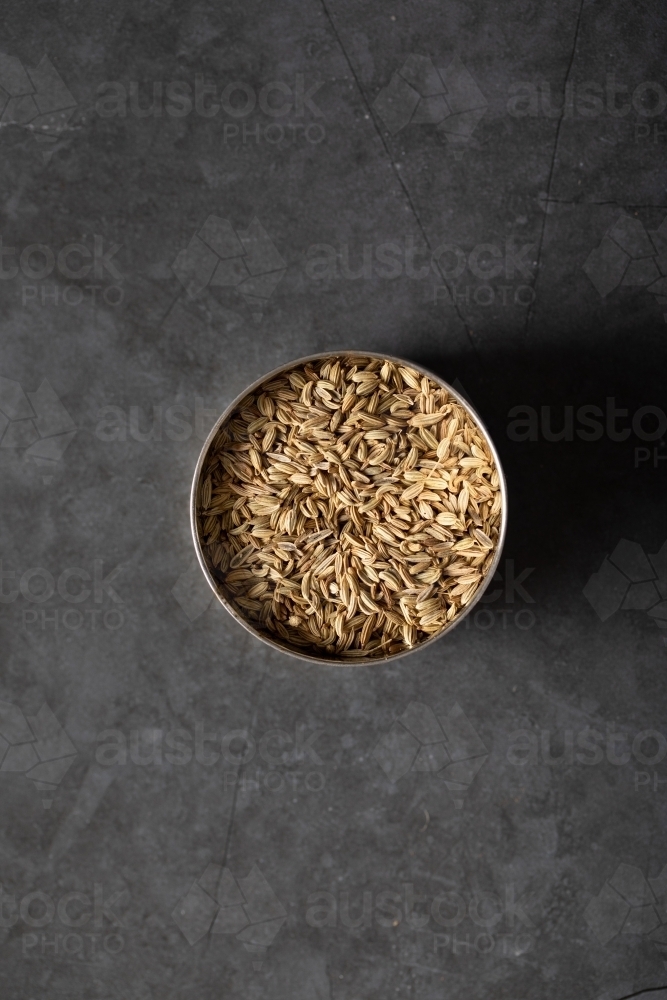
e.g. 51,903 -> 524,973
0,1 -> 665,999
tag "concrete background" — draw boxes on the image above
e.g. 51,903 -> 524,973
0,1 -> 666,998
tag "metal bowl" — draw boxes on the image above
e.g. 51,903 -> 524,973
190,351 -> 508,664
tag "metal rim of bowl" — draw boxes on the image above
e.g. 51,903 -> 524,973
190,351 -> 508,665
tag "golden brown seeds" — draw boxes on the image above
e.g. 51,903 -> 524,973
197,356 -> 502,658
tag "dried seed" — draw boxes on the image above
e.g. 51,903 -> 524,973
473,528 -> 494,549
409,413 -> 445,427
229,545 -> 255,568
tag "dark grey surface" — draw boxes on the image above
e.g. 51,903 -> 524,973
0,2 -> 666,998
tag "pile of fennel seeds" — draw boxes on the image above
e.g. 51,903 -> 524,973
197,356 -> 502,659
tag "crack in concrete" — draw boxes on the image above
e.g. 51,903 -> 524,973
319,0 -> 481,366
523,0 -> 587,337
542,199 -> 667,208
610,987 -> 667,1000
203,667 -> 268,957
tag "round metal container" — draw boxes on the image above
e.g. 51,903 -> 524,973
190,351 -> 508,664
